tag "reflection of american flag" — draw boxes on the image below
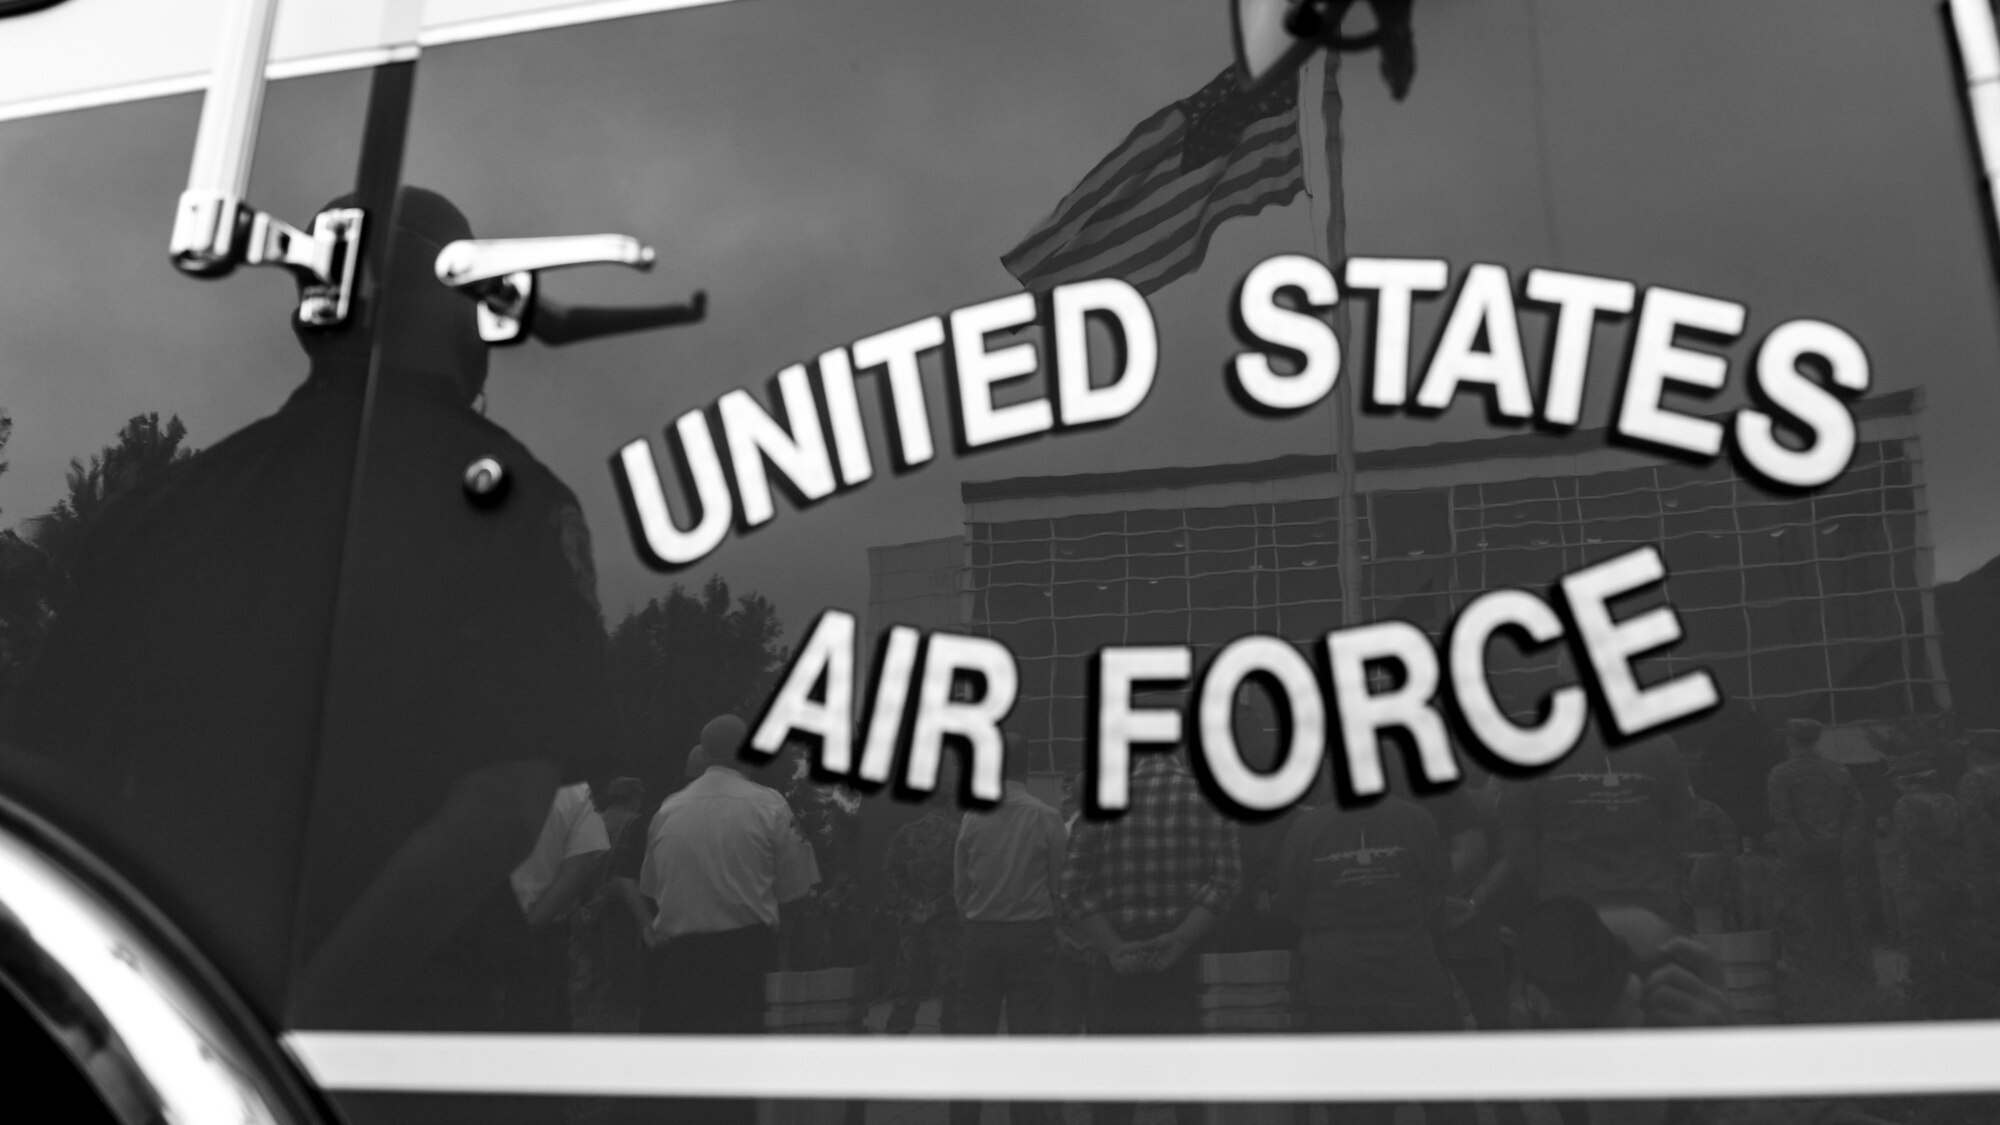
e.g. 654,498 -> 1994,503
1002,64 -> 1326,295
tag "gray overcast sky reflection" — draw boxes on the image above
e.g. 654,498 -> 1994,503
3,0 -> 1997,642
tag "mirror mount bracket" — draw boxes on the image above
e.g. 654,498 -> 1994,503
170,189 -> 366,329
468,271 -> 537,347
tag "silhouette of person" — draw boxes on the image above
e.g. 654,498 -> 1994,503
0,187 -> 632,1044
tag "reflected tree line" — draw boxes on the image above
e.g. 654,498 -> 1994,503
0,408 -> 869,968
0,412 -> 193,703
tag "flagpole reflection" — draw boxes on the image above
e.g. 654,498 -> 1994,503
1298,51 -> 1363,629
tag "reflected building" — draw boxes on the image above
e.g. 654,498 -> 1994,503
864,536 -> 969,654
892,389 -> 1945,775
854,536 -> 974,912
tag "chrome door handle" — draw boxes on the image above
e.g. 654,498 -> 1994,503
436,235 -> 708,347
434,234 -> 655,288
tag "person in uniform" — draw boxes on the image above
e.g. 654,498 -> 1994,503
0,187 -> 630,1048
1951,731 -> 2000,1015
1764,718 -> 1868,985
948,736 -> 1065,1125
1497,732 -> 1696,926
1275,794 -> 1473,1125
271,188 -> 624,1039
1959,731 -> 2000,918
568,777 -> 646,1033
880,796 -> 964,1034
1686,791 -> 1742,933
1048,773 -> 1095,1038
1883,754 -> 1964,1015
1374,753 -> 1524,1118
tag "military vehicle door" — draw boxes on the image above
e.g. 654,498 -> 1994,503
247,0 -> 2000,1121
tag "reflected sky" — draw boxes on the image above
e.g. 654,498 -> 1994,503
4,0 -> 1998,638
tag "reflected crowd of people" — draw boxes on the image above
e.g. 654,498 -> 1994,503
508,708 -> 2000,1125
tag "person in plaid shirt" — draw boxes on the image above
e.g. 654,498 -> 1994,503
1061,746 -> 1241,1125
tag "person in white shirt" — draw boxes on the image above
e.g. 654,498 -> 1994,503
623,714 -> 819,1040
512,782 -> 612,924
506,781 -> 610,1031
